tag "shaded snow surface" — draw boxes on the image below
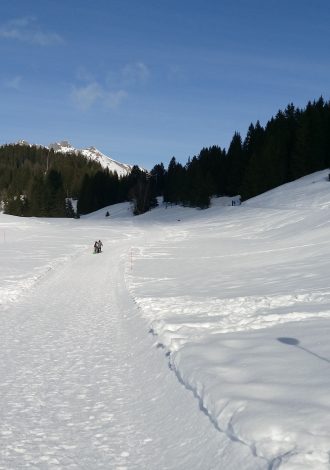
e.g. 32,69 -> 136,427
1,170 -> 330,468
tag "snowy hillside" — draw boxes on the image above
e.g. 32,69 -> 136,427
1,170 -> 330,468
128,170 -> 330,469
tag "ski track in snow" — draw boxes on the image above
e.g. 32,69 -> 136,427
0,232 -> 264,469
2,171 -> 330,469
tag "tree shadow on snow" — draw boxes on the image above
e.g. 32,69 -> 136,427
277,337 -> 330,364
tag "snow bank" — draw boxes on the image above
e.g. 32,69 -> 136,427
129,170 -> 330,468
172,321 -> 330,468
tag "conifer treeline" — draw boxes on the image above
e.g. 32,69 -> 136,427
77,165 -> 157,215
154,97 -> 330,208
1,97 -> 330,217
0,144 -> 152,216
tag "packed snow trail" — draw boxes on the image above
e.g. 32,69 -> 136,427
0,237 -> 265,469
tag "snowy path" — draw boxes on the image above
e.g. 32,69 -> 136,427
2,172 -> 330,469
0,236 -> 265,469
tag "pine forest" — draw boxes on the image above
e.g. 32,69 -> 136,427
1,97 -> 330,218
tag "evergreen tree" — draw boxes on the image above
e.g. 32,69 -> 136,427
45,169 -> 66,216
184,156 -> 211,208
128,166 -> 157,215
65,198 -> 76,218
163,157 -> 185,204
77,174 -> 93,215
28,173 -> 48,216
4,194 -> 28,216
150,162 -> 166,196
225,132 -> 243,196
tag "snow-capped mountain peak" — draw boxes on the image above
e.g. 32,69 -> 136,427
78,146 -> 133,177
12,140 -> 134,177
48,140 -> 75,153
48,141 -> 133,176
17,139 -> 32,147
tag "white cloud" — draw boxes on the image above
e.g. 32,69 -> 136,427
30,31 -> 63,46
71,62 -> 149,111
122,62 -> 150,85
71,82 -> 103,111
6,17 -> 34,28
0,16 -> 64,46
104,90 -> 128,109
71,82 -> 127,111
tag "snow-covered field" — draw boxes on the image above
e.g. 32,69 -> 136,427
1,171 -> 330,469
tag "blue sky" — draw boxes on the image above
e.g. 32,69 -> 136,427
1,0 -> 330,169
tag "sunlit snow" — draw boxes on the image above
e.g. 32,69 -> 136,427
1,170 -> 330,469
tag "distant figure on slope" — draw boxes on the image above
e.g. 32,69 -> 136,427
98,240 -> 103,253
94,241 -> 99,254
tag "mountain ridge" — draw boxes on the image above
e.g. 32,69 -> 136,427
10,139 -> 133,177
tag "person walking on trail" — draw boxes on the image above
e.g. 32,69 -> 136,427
98,240 -> 103,253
